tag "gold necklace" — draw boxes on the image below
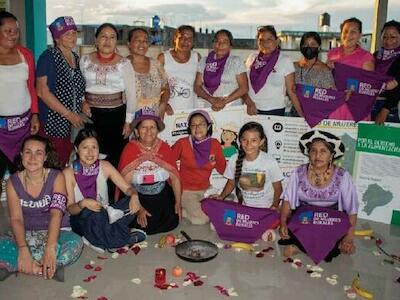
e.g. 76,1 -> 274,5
308,164 -> 332,187
24,168 -> 46,188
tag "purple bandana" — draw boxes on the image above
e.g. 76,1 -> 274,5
0,110 -> 31,162
203,51 -> 229,95
375,47 -> 400,75
250,49 -> 280,94
334,63 -> 393,121
288,205 -> 351,264
73,159 -> 100,200
201,198 -> 279,243
296,84 -> 346,127
191,136 -> 212,167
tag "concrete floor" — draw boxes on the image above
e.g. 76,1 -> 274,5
0,201 -> 399,300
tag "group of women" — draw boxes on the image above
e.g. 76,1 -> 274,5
0,9 -> 398,281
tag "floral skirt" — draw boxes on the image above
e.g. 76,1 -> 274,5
0,230 -> 83,272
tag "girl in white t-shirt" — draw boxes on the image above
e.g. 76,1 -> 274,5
215,121 -> 283,209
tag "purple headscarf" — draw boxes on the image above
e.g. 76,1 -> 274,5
203,51 -> 230,95
73,159 -> 100,200
250,49 -> 280,94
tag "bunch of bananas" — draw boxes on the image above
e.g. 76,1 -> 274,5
351,274 -> 374,299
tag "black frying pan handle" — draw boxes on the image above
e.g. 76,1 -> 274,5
180,231 -> 192,241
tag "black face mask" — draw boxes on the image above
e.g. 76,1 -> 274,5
301,46 -> 319,60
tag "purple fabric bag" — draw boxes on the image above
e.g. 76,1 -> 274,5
288,205 -> 351,264
201,198 -> 279,243
296,84 -> 346,127
0,111 -> 31,162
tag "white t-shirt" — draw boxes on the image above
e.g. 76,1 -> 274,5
197,54 -> 246,107
224,151 -> 283,208
246,52 -> 295,111
164,50 -> 199,111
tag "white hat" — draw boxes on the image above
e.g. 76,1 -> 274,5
299,130 -> 345,159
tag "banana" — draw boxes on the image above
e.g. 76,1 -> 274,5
158,235 -> 167,248
351,275 -> 374,299
354,229 -> 374,237
231,242 -> 255,252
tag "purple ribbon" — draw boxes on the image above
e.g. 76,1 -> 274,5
201,198 -> 279,243
73,159 -> 100,200
250,49 -> 280,94
288,205 -> 351,264
296,84 -> 346,127
375,47 -> 400,75
191,136 -> 212,167
203,51 -> 229,95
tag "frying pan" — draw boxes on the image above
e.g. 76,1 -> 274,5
175,231 -> 218,262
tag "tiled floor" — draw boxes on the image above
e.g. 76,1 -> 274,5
0,201 -> 399,300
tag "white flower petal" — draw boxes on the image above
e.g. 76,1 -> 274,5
131,278 -> 141,284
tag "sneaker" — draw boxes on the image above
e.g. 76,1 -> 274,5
82,236 -> 105,254
128,228 -> 147,245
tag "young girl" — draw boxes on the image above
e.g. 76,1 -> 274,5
64,129 -> 146,253
0,135 -> 82,281
216,122 -> 283,208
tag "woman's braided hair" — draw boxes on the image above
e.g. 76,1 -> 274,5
234,122 -> 267,203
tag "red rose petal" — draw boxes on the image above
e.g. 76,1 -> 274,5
224,244 -> 232,249
97,256 -> 108,260
94,266 -> 102,272
193,280 -> 204,286
84,264 -> 94,270
376,238 -> 383,245
283,258 -> 294,263
262,247 -> 274,253
256,252 -> 265,258
97,297 -> 108,300
294,261 -> 303,267
116,247 -> 129,254
131,245 -> 141,255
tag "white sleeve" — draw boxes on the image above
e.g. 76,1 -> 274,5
232,56 -> 246,74
223,154 -> 237,180
121,60 -> 137,123
281,55 -> 295,76
268,158 -> 284,183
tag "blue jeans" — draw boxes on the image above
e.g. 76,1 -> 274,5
371,100 -> 400,123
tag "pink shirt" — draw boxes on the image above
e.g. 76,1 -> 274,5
327,46 -> 374,120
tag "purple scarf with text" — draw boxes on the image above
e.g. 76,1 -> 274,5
375,47 -> 400,75
191,136 -> 212,167
201,198 -> 280,243
73,159 -> 100,200
334,62 -> 393,121
296,84 -> 346,127
288,205 -> 351,264
203,51 -> 229,95
0,110 -> 31,162
250,49 -> 280,94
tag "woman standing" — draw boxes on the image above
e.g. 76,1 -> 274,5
158,25 -> 199,113
172,110 -> 226,224
0,11 -> 39,181
0,136 -> 83,281
194,29 -> 248,111
327,17 -> 375,120
36,16 -> 86,166
80,23 -> 136,169
373,20 -> 400,124
119,108 -> 181,234
127,28 -> 169,117
244,25 -> 303,116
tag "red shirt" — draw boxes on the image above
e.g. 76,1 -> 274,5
172,137 -> 226,191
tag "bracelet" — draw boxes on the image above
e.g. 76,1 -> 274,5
77,201 -> 83,209
18,244 -> 28,249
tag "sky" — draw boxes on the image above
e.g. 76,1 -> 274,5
47,0 -> 400,38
